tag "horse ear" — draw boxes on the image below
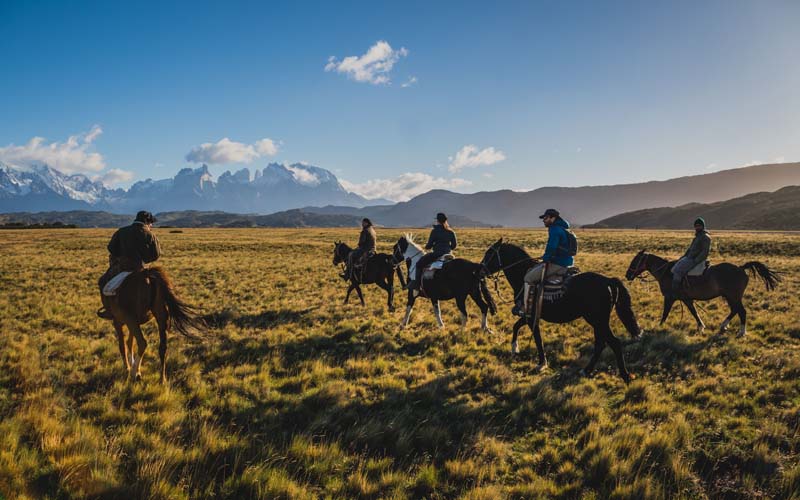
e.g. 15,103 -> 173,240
496,237 -> 503,245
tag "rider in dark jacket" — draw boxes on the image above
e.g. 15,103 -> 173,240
671,217 -> 711,294
97,211 -> 161,319
343,218 -> 377,280
410,213 -> 457,294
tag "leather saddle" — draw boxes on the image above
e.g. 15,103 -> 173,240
422,254 -> 454,280
540,266 -> 581,301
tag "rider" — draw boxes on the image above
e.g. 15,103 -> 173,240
410,212 -> 457,296
670,217 -> 711,296
342,218 -> 377,280
96,211 -> 162,319
516,208 -> 574,315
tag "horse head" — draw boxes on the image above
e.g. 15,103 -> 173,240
333,240 -> 346,265
479,237 -> 505,275
625,250 -> 647,281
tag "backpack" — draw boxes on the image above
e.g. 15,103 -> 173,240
564,229 -> 578,256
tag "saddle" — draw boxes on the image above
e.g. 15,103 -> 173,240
524,266 -> 581,314
102,271 -> 133,296
687,260 -> 709,277
422,254 -> 454,280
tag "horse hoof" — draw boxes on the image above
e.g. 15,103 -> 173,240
582,368 -> 592,378
535,363 -> 548,373
737,330 -> 747,338
511,342 -> 519,354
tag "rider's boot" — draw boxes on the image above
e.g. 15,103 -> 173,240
96,307 -> 113,320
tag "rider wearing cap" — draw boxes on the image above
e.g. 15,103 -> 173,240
518,208 -> 574,314
670,217 -> 711,296
409,212 -> 457,295
97,210 -> 162,319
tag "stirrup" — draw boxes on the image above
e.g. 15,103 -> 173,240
96,307 -> 113,320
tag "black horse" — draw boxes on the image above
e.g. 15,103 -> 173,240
393,234 -> 497,331
333,241 -> 405,312
626,250 -> 781,336
480,239 -> 641,383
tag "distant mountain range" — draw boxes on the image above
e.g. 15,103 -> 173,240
0,209 -> 366,228
587,185 -> 800,230
2,160 -> 800,228
0,162 -> 384,214
309,162 -> 800,227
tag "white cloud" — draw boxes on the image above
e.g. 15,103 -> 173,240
99,168 -> 135,186
448,145 -> 506,173
401,76 -> 418,88
325,40 -> 408,85
341,173 -> 471,202
285,165 -> 320,186
0,125 -> 106,173
185,137 -> 279,164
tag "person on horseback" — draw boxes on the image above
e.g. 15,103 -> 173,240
670,217 -> 711,296
409,212 -> 457,296
97,210 -> 161,319
342,218 -> 377,281
515,208 -> 574,316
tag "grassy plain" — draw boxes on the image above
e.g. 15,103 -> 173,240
1,227 -> 799,499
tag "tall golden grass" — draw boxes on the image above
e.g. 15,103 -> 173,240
1,228 -> 798,499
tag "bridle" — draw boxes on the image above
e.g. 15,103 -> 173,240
480,244 -> 535,278
627,251 -> 668,283
480,244 -> 536,303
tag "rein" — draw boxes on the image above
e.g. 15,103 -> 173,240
482,246 -> 536,304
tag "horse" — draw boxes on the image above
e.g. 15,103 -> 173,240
393,234 -> 497,332
103,267 -> 205,384
480,239 -> 641,383
333,241 -> 405,312
625,250 -> 781,336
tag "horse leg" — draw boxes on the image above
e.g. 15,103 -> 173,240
736,301 -> 747,337
114,321 -> 130,377
128,322 -> 148,382
717,295 -> 737,333
455,295 -> 469,332
583,327 -> 607,377
355,284 -> 365,306
605,327 -> 632,383
431,299 -> 444,328
469,289 -> 492,334
344,283 -> 354,304
683,299 -> 705,332
126,328 -> 136,378
531,322 -> 547,371
400,293 -> 415,329
511,318 -> 525,354
385,271 -> 395,312
660,296 -> 676,325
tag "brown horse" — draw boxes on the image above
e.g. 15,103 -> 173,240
626,250 -> 781,336
103,267 -> 204,384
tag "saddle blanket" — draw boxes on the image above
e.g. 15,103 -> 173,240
102,271 -> 132,296
687,260 -> 709,277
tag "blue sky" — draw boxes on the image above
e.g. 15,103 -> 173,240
1,0 -> 798,200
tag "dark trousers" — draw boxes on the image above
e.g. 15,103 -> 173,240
414,251 -> 446,285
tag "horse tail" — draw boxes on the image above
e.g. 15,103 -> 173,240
480,278 -> 497,315
147,267 -> 206,338
740,261 -> 782,291
609,277 -> 640,338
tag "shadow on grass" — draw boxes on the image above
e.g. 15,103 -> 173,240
201,307 -> 317,329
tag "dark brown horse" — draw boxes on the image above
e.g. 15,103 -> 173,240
103,267 -> 204,384
625,250 -> 781,336
333,241 -> 405,311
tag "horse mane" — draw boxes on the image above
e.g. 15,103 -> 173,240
500,242 -> 534,262
404,233 -> 424,252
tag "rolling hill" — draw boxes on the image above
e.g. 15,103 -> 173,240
305,162 -> 800,227
588,185 -> 800,230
